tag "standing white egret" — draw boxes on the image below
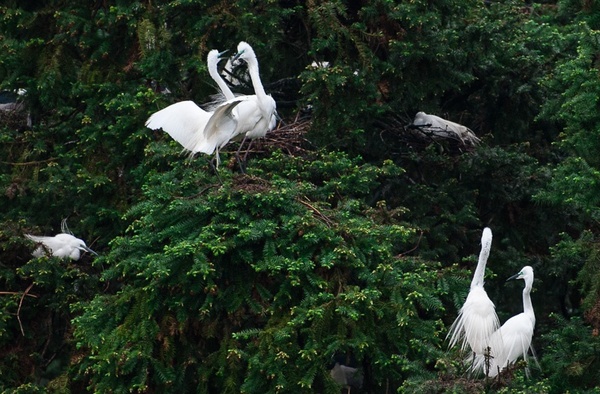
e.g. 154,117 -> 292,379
447,227 -> 500,355
473,266 -> 537,377
229,41 -> 277,141
145,49 -> 236,162
25,220 -> 97,261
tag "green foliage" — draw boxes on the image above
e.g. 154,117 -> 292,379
540,314 -> 600,393
72,150 -> 447,392
536,17 -> 600,347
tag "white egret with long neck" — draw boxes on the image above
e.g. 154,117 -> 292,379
207,49 -> 235,102
447,227 -> 500,354
473,266 -> 537,377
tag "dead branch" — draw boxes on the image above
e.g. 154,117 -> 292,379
17,283 -> 35,336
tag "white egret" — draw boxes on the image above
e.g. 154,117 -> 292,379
229,41 -> 277,138
188,41 -> 277,165
309,61 -> 330,69
207,49 -> 235,102
146,44 -> 277,168
473,266 -> 537,377
447,227 -> 500,355
145,49 -> 236,163
25,220 -> 97,261
411,111 -> 480,146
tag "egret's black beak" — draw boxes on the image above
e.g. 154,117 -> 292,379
232,49 -> 245,62
506,272 -> 520,282
83,246 -> 98,256
217,50 -> 229,58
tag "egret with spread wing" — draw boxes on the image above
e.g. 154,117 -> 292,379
145,49 -> 236,164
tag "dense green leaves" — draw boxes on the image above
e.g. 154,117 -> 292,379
70,152 -> 444,393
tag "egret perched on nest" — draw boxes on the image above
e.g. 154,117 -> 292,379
410,111 -> 480,146
472,266 -> 538,377
447,228 -> 500,355
25,220 -> 97,260
228,41 -> 278,140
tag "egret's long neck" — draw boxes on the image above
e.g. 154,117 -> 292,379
522,277 -> 535,324
246,56 -> 267,100
209,62 -> 235,101
471,229 -> 492,289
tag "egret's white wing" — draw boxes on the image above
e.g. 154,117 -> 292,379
230,95 -> 277,140
26,234 -> 52,257
26,234 -> 72,257
428,114 -> 480,144
232,98 -> 263,136
145,101 -> 212,151
190,100 -> 243,155
488,314 -> 534,376
25,234 -> 63,251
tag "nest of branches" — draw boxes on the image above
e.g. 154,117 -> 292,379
0,106 -> 29,131
231,110 -> 313,160
230,173 -> 273,193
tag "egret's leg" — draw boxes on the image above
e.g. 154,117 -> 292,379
235,134 -> 249,174
242,138 -> 255,164
215,147 -> 221,169
206,157 -> 223,184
